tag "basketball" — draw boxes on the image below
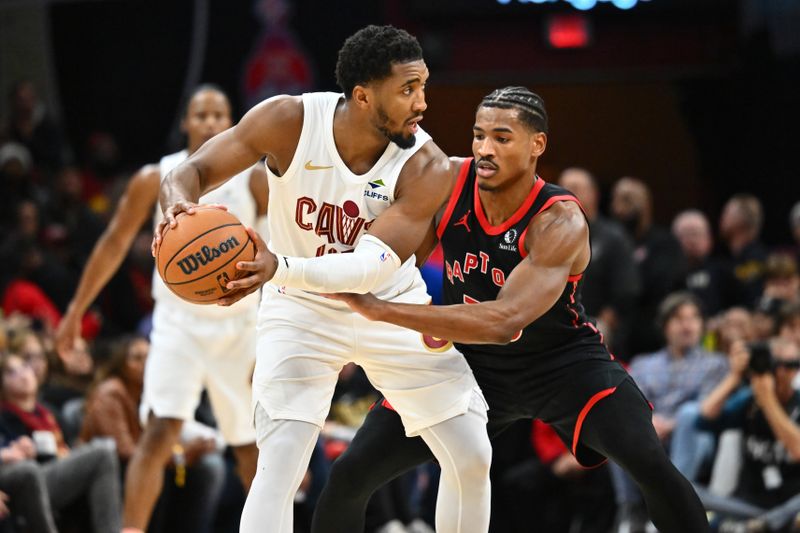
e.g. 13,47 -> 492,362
156,207 -> 255,304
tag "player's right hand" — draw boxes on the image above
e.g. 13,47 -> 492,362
55,309 -> 81,358
151,202 -> 228,256
324,292 -> 384,321
217,226 -> 274,306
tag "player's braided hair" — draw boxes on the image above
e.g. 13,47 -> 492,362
336,25 -> 423,100
479,87 -> 548,134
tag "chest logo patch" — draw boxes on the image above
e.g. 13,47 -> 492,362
499,228 -> 518,252
454,210 -> 472,232
304,160 -> 334,171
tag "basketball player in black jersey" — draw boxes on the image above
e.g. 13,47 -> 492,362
312,87 -> 710,532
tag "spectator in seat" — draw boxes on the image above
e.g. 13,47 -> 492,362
0,409 -> 61,533
559,167 -> 640,359
759,254 -> 799,310
720,194 -> 769,309
80,335 -> 226,533
777,303 -> 800,352
696,338 -> 800,532
714,307 -> 758,354
0,352 -> 120,532
672,209 -> 736,316
3,80 -> 67,172
611,177 -> 687,355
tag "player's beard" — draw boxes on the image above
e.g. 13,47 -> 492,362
376,106 -> 416,149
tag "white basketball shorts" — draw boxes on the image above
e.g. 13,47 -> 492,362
252,283 -> 487,437
142,300 -> 257,445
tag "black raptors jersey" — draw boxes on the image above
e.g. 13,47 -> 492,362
437,158 -> 610,371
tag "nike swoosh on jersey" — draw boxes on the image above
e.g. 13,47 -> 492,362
304,160 -> 334,171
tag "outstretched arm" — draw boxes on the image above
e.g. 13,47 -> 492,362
335,201 -> 590,344
154,95 -> 301,251
55,166 -> 160,354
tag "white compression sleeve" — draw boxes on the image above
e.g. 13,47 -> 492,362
270,234 -> 402,294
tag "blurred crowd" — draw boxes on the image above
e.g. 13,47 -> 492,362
1,80 -> 800,533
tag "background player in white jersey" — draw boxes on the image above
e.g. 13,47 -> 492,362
55,85 -> 265,533
155,25 -> 492,533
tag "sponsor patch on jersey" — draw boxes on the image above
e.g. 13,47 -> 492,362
504,228 -> 518,244
364,189 -> 390,202
498,228 -> 518,252
364,179 -> 390,203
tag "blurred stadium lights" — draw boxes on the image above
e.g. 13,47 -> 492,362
0,0 -> 125,7
496,0 -> 650,9
546,14 -> 591,49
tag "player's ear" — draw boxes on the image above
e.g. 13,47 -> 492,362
530,131 -> 547,158
352,85 -> 371,109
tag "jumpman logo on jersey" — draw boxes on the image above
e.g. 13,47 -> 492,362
454,210 -> 472,232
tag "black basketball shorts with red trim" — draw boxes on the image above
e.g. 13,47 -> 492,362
377,356 -> 649,468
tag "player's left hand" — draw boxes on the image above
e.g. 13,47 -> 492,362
217,227 -> 276,306
324,292 -> 384,321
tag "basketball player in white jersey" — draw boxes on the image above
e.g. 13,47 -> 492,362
155,26 -> 492,533
55,86 -> 265,533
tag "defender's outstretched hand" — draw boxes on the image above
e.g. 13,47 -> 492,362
217,227 -> 276,306
150,202 -> 228,257
325,292 -> 385,321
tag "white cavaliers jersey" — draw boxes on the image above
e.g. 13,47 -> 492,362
152,150 -> 260,316
266,92 -> 431,303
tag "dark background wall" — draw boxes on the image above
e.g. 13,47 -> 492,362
38,0 -> 800,243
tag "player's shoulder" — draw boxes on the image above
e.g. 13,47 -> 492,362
448,156 -> 471,170
528,196 -> 587,246
394,141 -> 453,208
257,94 -> 303,116
119,164 -> 161,210
131,163 -> 161,189
403,140 -> 450,180
241,94 -> 304,131
239,94 -> 304,156
442,156 -> 472,185
534,199 -> 586,230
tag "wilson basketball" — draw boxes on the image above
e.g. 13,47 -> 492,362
156,207 -> 255,304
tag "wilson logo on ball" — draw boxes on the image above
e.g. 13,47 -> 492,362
176,236 -> 241,275
156,208 -> 255,304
